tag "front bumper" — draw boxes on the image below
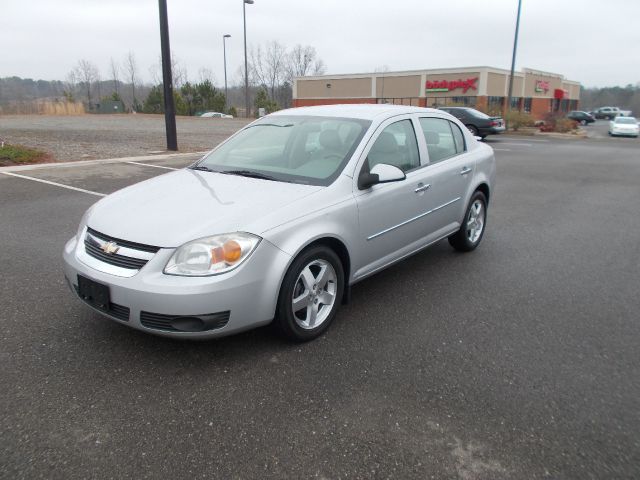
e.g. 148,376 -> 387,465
63,235 -> 292,339
610,129 -> 639,137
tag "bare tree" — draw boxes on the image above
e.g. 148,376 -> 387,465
64,70 -> 78,102
198,67 -> 216,85
149,53 -> 187,88
171,54 -> 187,88
287,44 -> 325,83
74,59 -> 99,107
123,51 -> 138,110
109,57 -> 120,97
250,41 -> 288,101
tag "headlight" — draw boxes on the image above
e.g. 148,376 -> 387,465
164,233 -> 261,276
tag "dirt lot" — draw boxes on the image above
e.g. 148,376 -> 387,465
0,114 -> 251,162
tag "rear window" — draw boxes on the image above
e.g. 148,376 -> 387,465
615,117 -> 637,124
468,109 -> 491,119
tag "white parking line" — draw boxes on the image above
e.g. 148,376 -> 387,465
0,172 -> 106,197
125,161 -> 178,170
493,148 -> 512,151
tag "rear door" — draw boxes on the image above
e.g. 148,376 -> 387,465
415,116 -> 475,233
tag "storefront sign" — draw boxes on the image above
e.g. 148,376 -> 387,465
425,77 -> 478,93
554,88 -> 568,99
535,80 -> 550,93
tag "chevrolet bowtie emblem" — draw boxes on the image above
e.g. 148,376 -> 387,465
100,241 -> 120,255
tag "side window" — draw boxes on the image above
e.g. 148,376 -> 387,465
450,122 -> 466,154
418,117 -> 458,164
366,119 -> 420,173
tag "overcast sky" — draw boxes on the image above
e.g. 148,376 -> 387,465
3,0 -> 639,88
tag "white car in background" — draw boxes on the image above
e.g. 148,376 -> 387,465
608,116 -> 639,137
201,111 -> 233,119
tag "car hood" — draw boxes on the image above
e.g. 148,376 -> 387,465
86,169 -> 323,247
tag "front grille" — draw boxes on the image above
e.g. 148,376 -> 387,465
87,228 -> 161,253
140,311 -> 230,332
84,228 -> 160,270
84,240 -> 148,269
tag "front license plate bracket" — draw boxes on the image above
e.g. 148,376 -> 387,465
77,275 -> 110,312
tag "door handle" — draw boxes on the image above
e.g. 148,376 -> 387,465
414,183 -> 431,193
460,166 -> 472,175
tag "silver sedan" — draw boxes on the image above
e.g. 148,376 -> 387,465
63,104 -> 496,341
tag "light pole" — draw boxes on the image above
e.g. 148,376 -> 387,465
223,34 -> 231,113
243,0 -> 254,118
504,0 -> 523,127
158,0 -> 177,150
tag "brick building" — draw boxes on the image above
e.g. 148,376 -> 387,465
293,66 -> 580,118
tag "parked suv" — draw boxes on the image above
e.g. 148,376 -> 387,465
593,107 -> 632,119
438,107 -> 505,139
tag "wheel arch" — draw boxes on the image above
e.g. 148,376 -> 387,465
474,182 -> 491,204
276,235 -> 353,307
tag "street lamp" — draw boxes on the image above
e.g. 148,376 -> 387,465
223,34 -> 231,113
243,0 -> 254,118
504,0 -> 523,127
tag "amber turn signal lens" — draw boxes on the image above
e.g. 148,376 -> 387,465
223,240 -> 242,263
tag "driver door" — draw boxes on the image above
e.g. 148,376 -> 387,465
353,116 -> 440,279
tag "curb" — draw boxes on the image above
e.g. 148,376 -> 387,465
533,131 -> 588,139
0,151 -> 208,173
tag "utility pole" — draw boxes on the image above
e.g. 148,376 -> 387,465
504,0 -> 523,128
158,0 -> 177,151
243,0 -> 254,118
223,34 -> 231,113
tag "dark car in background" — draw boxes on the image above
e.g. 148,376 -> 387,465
438,107 -> 505,139
567,110 -> 595,125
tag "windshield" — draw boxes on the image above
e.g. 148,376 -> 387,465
615,117 -> 637,124
195,115 -> 370,186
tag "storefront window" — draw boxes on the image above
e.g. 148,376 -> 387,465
487,96 -> 504,114
524,98 -> 532,113
377,98 -> 420,106
426,97 -> 477,108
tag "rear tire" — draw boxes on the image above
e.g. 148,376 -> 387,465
449,191 -> 487,252
274,246 -> 344,342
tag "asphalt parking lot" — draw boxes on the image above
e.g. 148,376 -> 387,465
1,131 -> 639,479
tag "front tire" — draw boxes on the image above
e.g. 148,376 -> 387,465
274,246 -> 344,342
449,191 -> 487,252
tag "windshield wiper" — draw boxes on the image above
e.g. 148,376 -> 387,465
190,165 -> 213,172
220,170 -> 278,181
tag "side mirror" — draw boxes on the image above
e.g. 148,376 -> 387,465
358,163 -> 406,190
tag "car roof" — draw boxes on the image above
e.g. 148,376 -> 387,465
271,104 -> 443,121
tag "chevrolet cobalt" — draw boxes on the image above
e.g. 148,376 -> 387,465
63,105 -> 496,341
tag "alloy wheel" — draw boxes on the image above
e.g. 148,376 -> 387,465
466,200 -> 485,243
291,259 -> 337,330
